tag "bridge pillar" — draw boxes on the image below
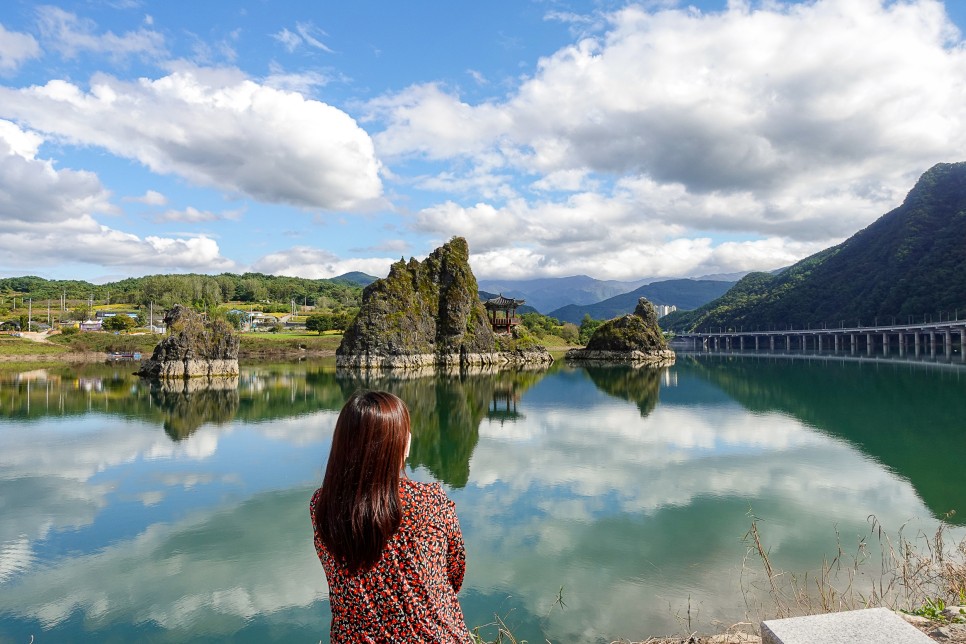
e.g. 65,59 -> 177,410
866,333 -> 873,356
945,331 -> 952,359
800,335 -> 806,351
882,332 -> 888,356
833,335 -> 839,352
816,335 -> 822,351
785,335 -> 790,351
850,333 -> 857,354
755,336 -> 760,350
739,336 -> 745,351
914,332 -> 920,356
930,332 -> 937,357
961,329 -> 966,362
770,336 -> 775,351
899,333 -> 905,356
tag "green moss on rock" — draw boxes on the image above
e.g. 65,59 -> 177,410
338,237 -> 497,360
584,298 -> 669,352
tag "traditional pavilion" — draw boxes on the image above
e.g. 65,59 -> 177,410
483,294 -> 526,334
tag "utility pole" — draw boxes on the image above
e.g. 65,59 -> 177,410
27,298 -> 32,332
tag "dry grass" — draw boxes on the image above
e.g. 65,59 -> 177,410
740,512 -> 966,622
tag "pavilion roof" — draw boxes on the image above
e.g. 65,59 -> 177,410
484,294 -> 526,308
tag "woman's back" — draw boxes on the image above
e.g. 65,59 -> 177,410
311,478 -> 471,643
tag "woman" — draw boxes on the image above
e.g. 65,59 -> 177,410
310,390 -> 472,643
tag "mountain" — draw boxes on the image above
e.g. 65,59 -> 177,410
332,271 -> 379,286
548,279 -> 736,324
663,162 -> 966,332
476,275 -> 652,313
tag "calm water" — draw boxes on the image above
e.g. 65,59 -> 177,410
1,354 -> 965,642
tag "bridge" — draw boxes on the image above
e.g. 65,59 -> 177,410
674,318 -> 966,361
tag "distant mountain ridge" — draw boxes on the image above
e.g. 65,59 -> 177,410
333,272 -> 379,286
477,275 -> 652,313
663,162 -> 966,332
549,279 -> 736,324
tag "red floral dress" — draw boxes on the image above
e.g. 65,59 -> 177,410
310,479 -> 472,643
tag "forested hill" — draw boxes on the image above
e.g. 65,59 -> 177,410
663,162 -> 966,332
548,279 -> 735,324
0,271 -> 376,308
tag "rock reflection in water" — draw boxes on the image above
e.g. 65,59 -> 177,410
582,365 -> 663,418
336,366 -> 548,487
147,377 -> 240,441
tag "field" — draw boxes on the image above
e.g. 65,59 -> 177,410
0,335 -> 69,355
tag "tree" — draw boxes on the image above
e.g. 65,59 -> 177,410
305,314 -> 331,335
225,312 -> 243,330
560,322 -> 579,344
521,312 -> 559,338
103,315 -> 136,332
579,314 -> 605,345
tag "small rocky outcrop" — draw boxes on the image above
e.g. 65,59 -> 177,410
137,305 -> 240,378
566,297 -> 676,366
337,237 -> 552,369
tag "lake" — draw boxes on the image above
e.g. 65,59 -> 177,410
1,353 -> 965,642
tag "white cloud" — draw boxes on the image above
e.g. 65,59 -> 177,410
272,28 -> 302,53
0,66 -> 384,212
263,64 -> 332,95
250,246 -> 393,279
35,6 -> 166,60
371,0 -> 966,277
295,22 -> 334,53
0,119 -> 114,224
155,206 -> 243,223
412,187 -> 829,279
0,23 -> 41,72
126,189 -> 167,206
272,22 -> 334,54
0,118 -> 235,272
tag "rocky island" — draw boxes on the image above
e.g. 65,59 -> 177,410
337,237 -> 553,369
137,304 -> 240,378
566,297 -> 676,366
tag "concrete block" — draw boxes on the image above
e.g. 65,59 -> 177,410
761,608 -> 934,644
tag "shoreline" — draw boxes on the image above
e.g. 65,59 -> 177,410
0,349 -> 339,364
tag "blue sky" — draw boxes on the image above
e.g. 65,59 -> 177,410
0,0 -> 964,284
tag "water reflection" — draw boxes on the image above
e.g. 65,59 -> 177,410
148,377 -> 240,440
680,353 -> 966,522
336,367 -> 545,487
583,365 -> 662,418
0,359 -> 964,642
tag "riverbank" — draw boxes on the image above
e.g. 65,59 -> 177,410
0,330 -> 578,366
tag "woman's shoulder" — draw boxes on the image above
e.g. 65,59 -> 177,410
401,477 -> 443,495
400,478 -> 453,508
309,486 -> 322,519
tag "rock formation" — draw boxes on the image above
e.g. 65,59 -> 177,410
566,297 -> 675,366
337,237 -> 552,368
137,305 -> 240,378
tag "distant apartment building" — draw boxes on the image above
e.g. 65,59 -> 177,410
655,304 -> 677,318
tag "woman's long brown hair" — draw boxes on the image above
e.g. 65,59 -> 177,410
314,390 -> 410,573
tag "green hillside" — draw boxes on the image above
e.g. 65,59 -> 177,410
664,162 -> 966,332
0,272 -> 364,310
